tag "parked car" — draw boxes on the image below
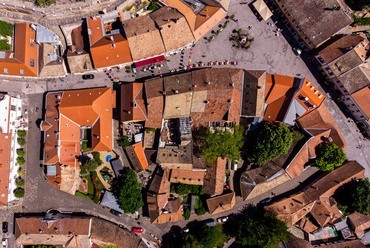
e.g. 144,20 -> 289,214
82,74 -> 94,80
181,227 -> 190,234
2,238 -> 7,248
292,47 -> 302,56
217,216 -> 229,223
131,227 -> 144,234
203,219 -> 217,227
110,209 -> 122,217
2,222 -> 8,233
258,197 -> 272,206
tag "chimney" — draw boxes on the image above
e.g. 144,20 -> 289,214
162,91 -> 166,95
205,81 -> 211,85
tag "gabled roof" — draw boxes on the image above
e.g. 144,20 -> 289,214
120,82 -> 147,122
0,23 -> 39,77
276,0 -> 353,49
351,86 -> 370,119
317,34 -> 365,64
328,49 -> 366,77
123,15 -> 166,61
0,133 -> 11,205
266,161 -> 365,227
169,168 -> 205,185
144,78 -> 164,128
150,7 -> 195,52
242,70 -> 266,118
348,212 -> 370,237
206,192 -> 235,214
339,64 -> 370,94
86,16 -> 132,68
124,142 -> 149,172
161,0 -> 226,41
203,157 -> 226,196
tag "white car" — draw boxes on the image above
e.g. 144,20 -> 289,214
217,216 -> 229,223
2,238 -> 8,248
293,47 -> 302,56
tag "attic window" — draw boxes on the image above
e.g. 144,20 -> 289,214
30,59 -> 35,67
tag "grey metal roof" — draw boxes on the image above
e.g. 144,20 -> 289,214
100,191 -> 124,213
110,158 -> 123,177
36,25 -> 61,45
46,165 -> 57,176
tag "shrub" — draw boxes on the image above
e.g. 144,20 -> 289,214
0,20 -> 14,37
17,137 -> 26,146
92,152 -> 103,166
17,130 -> 27,138
16,177 -> 25,187
315,143 -> 346,171
35,0 -> 55,6
75,191 -> 91,200
120,136 -> 130,148
18,168 -> 25,176
147,1 -> 160,11
183,205 -> 191,220
16,148 -> 26,157
14,188 -> 25,198
17,157 -> 26,165
0,40 -> 10,50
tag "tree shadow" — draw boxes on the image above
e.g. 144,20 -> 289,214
161,225 -> 182,248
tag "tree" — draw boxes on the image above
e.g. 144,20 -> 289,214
84,159 -> 99,172
226,207 -> 289,248
200,125 -> 244,163
17,137 -> 26,146
246,122 -> 293,166
18,168 -> 25,176
17,156 -> 26,165
112,168 -> 143,214
315,143 -> 346,171
35,0 -> 55,6
16,177 -> 25,187
17,130 -> 27,138
16,148 -> 26,157
345,0 -> 370,11
120,136 -> 130,148
170,183 -> 203,195
100,244 -> 117,248
14,187 -> 25,198
92,152 -> 103,166
334,178 -> 370,214
181,224 -> 227,248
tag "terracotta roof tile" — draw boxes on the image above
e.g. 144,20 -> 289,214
123,15 -> 166,61
0,133 -> 11,205
242,70 -> 266,117
150,7 -> 195,52
351,86 -> 370,119
206,192 -> 235,214
120,83 -> 147,122
328,49 -> 365,77
144,78 -> 164,128
319,240 -> 366,248
169,169 -> 205,185
203,157 -> 226,196
339,64 -> 370,94
125,142 -> 149,172
348,212 -> 370,237
0,23 -> 39,77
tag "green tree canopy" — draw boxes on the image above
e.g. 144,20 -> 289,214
35,0 -> 55,6
14,187 -> 25,198
84,159 -> 99,172
17,156 -> 26,165
17,130 -> 27,137
246,122 -> 293,166
16,177 -> 25,187
225,207 -> 289,248
315,143 -> 346,171
120,136 -> 130,148
345,0 -> 370,11
17,137 -> 26,146
334,178 -> 370,214
181,224 -> 227,248
170,183 -> 203,195
92,152 -> 103,166
16,148 -> 26,157
112,168 -> 143,214
200,125 -> 244,163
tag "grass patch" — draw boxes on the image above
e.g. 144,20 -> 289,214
84,175 -> 94,195
75,191 -> 91,199
352,14 -> 370,26
0,21 -> 13,37
91,171 -> 104,203
0,40 -> 10,50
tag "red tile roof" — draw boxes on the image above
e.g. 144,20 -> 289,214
0,23 -> 39,77
120,83 -> 147,122
0,132 -> 11,205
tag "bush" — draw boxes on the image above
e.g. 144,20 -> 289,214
75,191 -> 91,200
84,158 -> 99,172
147,1 -> 160,11
35,0 -> 55,6
170,184 -> 203,195
315,143 -> 346,171
183,205 -> 191,220
17,130 -> 27,138
14,188 -> 25,198
0,40 -> 10,50
0,20 -> 14,36
17,157 -> 26,165
92,152 -> 103,166
120,136 -> 130,148
18,168 -> 25,176
17,137 -> 26,146
16,149 -> 26,157
352,14 -> 370,26
16,177 -> 25,187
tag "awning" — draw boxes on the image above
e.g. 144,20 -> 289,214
253,0 -> 273,21
134,55 -> 165,68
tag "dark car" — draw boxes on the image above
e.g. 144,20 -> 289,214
258,197 -> 272,206
203,219 -> 217,227
110,209 -> 123,217
2,222 -> 8,233
82,74 -> 94,80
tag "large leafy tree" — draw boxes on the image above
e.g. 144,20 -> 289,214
112,168 -> 143,214
246,122 -> 293,166
201,125 -> 244,163
315,143 -> 346,172
181,224 -> 227,248
335,178 -> 370,214
225,207 -> 289,248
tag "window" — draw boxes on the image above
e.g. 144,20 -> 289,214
30,59 -> 35,67
4,68 -> 8,74
20,69 -> 24,75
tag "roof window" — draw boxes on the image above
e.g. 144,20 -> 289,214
3,68 -> 8,74
20,69 -> 24,75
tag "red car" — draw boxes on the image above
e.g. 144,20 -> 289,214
132,227 -> 144,234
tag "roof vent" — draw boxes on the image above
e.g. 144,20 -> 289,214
204,100 -> 209,104
228,99 -> 233,103
306,81 -> 311,86
174,89 -> 179,94
205,81 -> 211,85
162,91 -> 166,95
304,97 -> 309,101
229,83 -> 234,87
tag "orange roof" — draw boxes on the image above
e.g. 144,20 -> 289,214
0,132 -> 11,205
132,142 -> 149,171
206,192 -> 236,214
351,86 -> 370,119
169,169 -> 206,185
0,23 -> 39,77
120,83 -> 147,122
43,88 -> 115,167
162,0 -> 226,41
87,16 -> 132,68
